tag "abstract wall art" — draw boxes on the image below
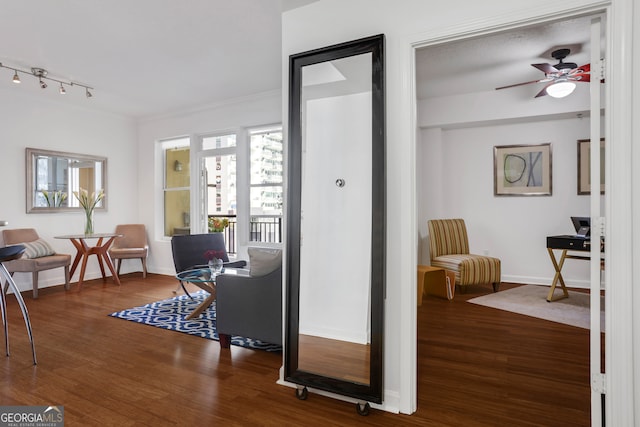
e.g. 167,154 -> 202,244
494,143 -> 552,196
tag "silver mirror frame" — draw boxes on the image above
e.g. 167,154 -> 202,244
26,147 -> 108,213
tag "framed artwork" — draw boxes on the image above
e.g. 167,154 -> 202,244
494,143 -> 552,196
577,138 -> 605,195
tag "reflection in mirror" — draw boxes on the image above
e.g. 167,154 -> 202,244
285,34 -> 385,406
298,52 -> 373,386
26,148 -> 107,213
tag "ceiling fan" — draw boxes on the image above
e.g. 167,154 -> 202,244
495,48 -> 591,98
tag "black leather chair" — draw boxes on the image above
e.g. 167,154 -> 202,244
171,233 -> 247,298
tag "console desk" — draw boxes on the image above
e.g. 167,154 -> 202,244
546,235 -> 604,302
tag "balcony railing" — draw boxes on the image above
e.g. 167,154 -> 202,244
208,214 -> 282,255
249,215 -> 282,244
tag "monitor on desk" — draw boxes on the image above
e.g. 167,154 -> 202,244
571,216 -> 591,238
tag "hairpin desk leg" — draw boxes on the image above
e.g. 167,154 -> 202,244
0,278 -> 9,357
0,263 -> 37,365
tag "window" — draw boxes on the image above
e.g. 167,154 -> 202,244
162,137 -> 190,237
202,134 -> 238,253
249,128 -> 283,243
203,134 -> 236,150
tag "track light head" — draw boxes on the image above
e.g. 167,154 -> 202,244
12,71 -> 20,83
85,88 -> 93,98
59,83 -> 66,94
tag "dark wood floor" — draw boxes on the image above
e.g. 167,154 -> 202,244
0,275 -> 591,426
299,334 -> 370,385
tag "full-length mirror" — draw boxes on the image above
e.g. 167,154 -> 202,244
285,34 -> 385,406
26,148 -> 107,213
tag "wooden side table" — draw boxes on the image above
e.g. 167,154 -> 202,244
418,265 -> 442,305
417,265 -> 455,305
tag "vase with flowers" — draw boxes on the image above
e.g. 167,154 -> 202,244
204,249 -> 224,275
73,188 -> 105,235
42,190 -> 68,207
208,217 -> 229,233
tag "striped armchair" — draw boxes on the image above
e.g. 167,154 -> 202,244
427,219 -> 501,293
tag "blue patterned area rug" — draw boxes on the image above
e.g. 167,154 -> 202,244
109,291 -> 281,352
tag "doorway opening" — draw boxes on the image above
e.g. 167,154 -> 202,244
414,14 -> 605,425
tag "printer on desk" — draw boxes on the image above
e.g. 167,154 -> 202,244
571,216 -> 591,238
547,216 -> 604,252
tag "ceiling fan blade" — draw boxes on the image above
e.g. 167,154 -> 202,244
531,63 -> 559,74
534,82 -> 554,98
495,79 -> 543,90
571,73 -> 591,83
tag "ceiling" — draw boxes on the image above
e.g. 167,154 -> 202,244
415,15 -> 602,100
0,6 -> 601,119
0,0 -> 314,119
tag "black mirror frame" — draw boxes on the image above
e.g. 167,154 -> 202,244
285,34 -> 386,404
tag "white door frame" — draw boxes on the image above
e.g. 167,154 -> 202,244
400,1 -> 636,424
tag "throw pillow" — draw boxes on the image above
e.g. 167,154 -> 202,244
248,247 -> 282,277
19,239 -> 56,259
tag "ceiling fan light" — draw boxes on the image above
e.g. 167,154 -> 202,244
546,81 -> 576,98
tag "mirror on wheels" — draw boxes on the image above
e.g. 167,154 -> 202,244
285,34 -> 386,406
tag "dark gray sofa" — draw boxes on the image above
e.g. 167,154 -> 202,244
215,265 -> 282,348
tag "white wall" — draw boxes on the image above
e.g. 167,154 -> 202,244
0,87 -> 137,292
418,117 -> 598,286
299,92 -> 372,344
416,85 -> 604,286
136,91 -> 282,276
283,0 -> 610,415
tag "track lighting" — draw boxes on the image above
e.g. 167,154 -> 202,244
0,62 -> 93,98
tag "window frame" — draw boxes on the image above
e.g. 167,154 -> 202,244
197,132 -> 239,253
160,136 -> 191,239
248,125 -> 284,248
158,125 -> 283,253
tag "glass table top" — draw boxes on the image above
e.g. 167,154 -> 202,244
176,267 -> 242,283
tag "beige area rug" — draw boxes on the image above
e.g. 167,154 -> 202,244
468,285 -> 604,332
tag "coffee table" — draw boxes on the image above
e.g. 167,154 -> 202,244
176,268 -> 242,320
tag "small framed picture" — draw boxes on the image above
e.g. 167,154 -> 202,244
577,138 -> 605,195
494,143 -> 552,196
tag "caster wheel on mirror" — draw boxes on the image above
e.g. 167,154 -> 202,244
295,387 -> 308,400
356,402 -> 370,416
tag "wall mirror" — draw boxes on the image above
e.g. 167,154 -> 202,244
26,147 -> 107,213
285,34 -> 385,409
